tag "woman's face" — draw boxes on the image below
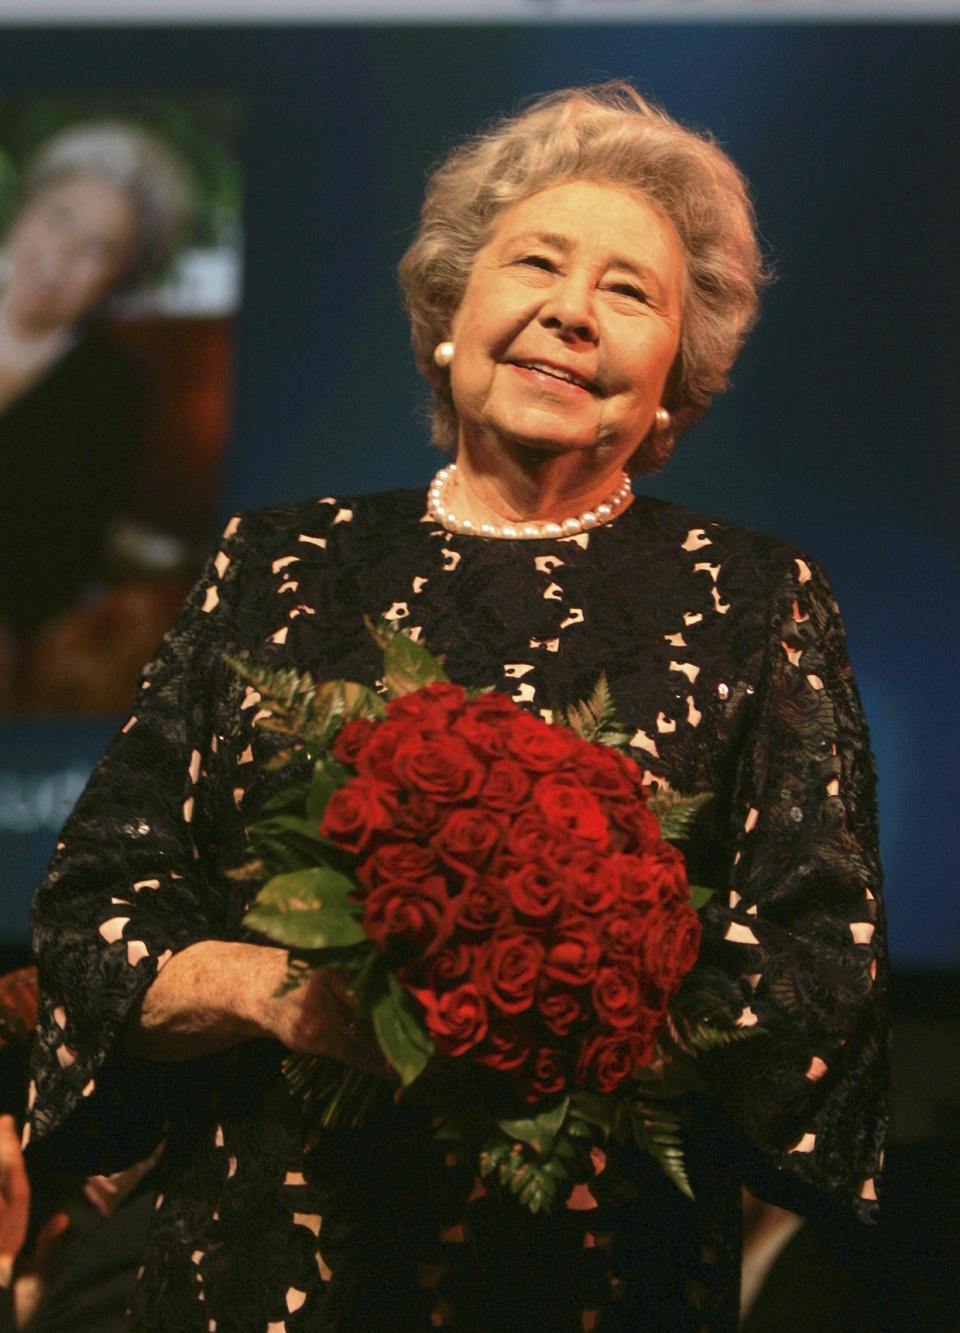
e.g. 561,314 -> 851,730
5,174 -> 139,331
448,179 -> 684,470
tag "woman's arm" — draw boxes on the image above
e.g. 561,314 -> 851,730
129,940 -> 385,1073
29,512 -> 282,1166
702,552 -> 887,1220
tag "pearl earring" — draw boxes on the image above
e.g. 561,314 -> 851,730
655,406 -> 671,432
433,341 -> 454,369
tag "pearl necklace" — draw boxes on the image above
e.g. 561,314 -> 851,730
426,463 -> 632,540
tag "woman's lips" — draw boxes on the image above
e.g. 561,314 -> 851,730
509,360 -> 599,395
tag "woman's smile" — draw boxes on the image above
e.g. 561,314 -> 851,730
509,357 -> 600,391
507,358 -> 600,395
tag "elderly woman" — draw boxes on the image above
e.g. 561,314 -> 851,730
0,121 -> 192,693
28,86 -> 886,1332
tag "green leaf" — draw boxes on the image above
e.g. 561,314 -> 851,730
310,680 -> 386,747
255,812 -> 321,840
559,673 -> 618,743
224,655 -> 384,757
664,976 -> 762,1058
243,867 -> 365,949
647,789 -> 714,842
479,1139 -> 511,1179
243,816 -> 333,875
687,883 -> 714,912
497,1096 -> 569,1156
365,617 -> 449,696
474,1097 -> 600,1217
258,779 -> 311,816
224,655 -> 322,749
371,972 -> 435,1086
305,760 -> 348,823
630,1097 -> 694,1200
381,628 -> 450,697
568,1090 -> 613,1136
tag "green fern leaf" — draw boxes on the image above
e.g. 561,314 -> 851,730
647,789 -> 714,842
224,655 -> 324,747
630,1097 -> 693,1199
666,981 -> 761,1057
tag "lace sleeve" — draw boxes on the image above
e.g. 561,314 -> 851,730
701,553 -> 888,1222
27,514 -> 252,1172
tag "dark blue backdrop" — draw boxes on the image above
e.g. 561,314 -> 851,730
1,22 -> 957,969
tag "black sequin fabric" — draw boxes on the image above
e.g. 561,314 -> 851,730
29,489 -> 887,1332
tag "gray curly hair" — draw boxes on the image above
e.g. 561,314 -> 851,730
20,121 -> 195,292
398,83 -> 767,473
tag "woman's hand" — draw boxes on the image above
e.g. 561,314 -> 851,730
0,1115 -> 30,1290
131,941 -> 387,1075
257,963 -> 389,1075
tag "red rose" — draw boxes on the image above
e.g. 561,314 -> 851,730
608,846 -> 687,910
591,960 -> 644,1030
523,1045 -> 569,1101
504,811 -> 568,862
542,924 -> 602,987
537,985 -> 586,1038
498,859 -> 567,925
460,693 -> 520,727
503,712 -> 579,771
319,778 -> 396,854
355,841 -> 439,897
606,800 -> 662,855
353,720 -> 408,787
427,942 -> 474,992
331,715 -> 378,766
362,875 -> 454,958
631,844 -> 690,908
478,759 -> 532,811
576,1028 -> 657,1093
410,982 -> 488,1056
392,735 -> 485,803
474,1020 -> 531,1072
386,682 -> 467,726
393,790 -> 446,839
454,877 -> 513,937
433,807 -> 505,877
450,710 -> 510,761
476,932 -> 544,1015
599,904 -> 648,958
564,850 -> 620,916
571,743 -> 641,801
532,773 -> 609,845
639,903 -> 702,994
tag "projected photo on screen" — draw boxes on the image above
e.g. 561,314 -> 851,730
0,98 -> 242,716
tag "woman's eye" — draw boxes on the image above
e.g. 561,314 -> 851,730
610,282 -> 648,303
518,254 -> 555,272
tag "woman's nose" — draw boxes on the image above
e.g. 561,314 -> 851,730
538,275 -> 599,343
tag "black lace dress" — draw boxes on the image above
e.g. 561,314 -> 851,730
28,489 -> 887,1332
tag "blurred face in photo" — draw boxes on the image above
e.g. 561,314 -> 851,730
5,174 -> 138,331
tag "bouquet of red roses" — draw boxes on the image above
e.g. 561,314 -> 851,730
231,625 -> 750,1214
